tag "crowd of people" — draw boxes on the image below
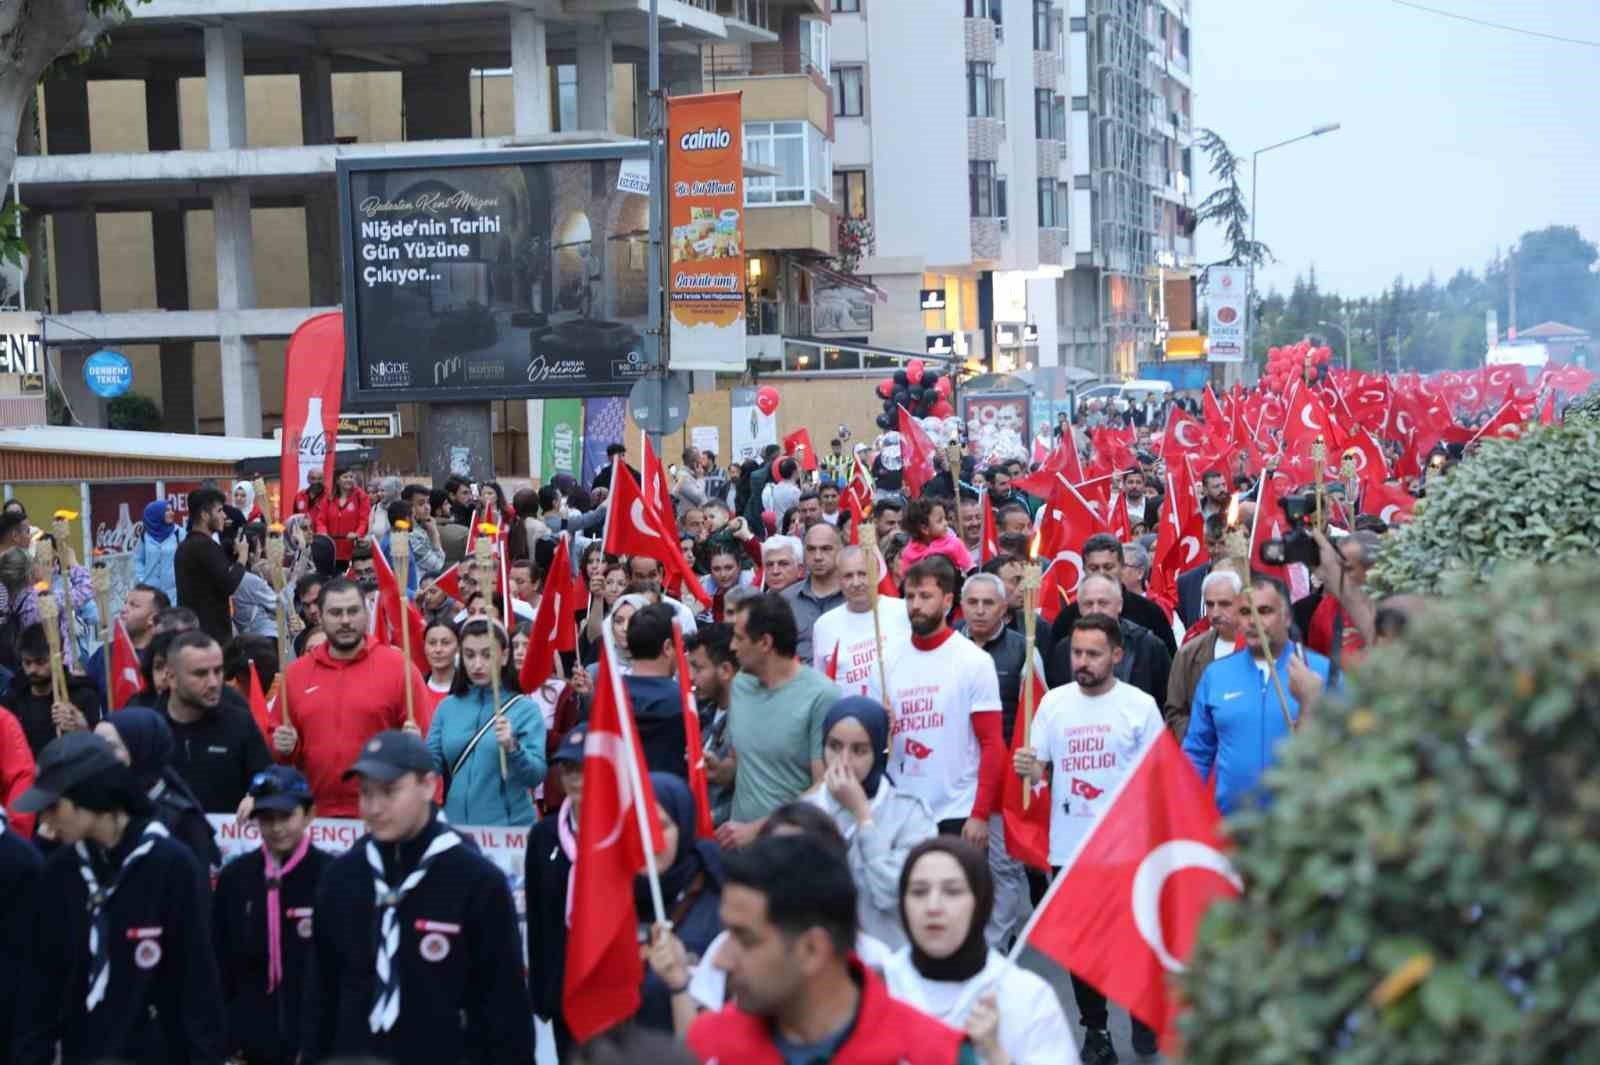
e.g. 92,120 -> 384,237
0,374 -> 1455,1065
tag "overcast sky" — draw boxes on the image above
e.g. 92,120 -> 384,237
1192,0 -> 1600,299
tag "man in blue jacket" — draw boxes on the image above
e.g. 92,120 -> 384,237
1184,575 -> 1330,814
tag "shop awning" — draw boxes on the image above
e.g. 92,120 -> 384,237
797,258 -> 888,303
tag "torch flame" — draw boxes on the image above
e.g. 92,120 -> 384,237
1226,492 -> 1240,529
1029,528 -> 1041,560
477,523 -> 499,536
394,520 -> 411,532
33,581 -> 49,593
268,522 -> 285,534
53,510 -> 78,521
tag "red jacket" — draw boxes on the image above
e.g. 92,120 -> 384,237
0,706 -> 37,837
686,959 -> 967,1065
278,637 -> 430,816
313,488 -> 370,561
293,487 -> 326,515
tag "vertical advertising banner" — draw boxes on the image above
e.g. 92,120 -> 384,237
280,312 -> 345,495
1206,266 -> 1247,363
582,396 -> 627,485
667,92 -> 746,372
542,398 -> 584,482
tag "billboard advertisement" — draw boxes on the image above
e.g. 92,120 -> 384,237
960,393 -> 1032,468
1206,266 -> 1247,363
338,145 -> 653,403
667,92 -> 747,372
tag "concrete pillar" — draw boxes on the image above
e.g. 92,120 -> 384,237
42,76 -> 106,427
575,24 -> 614,133
300,55 -> 340,305
510,10 -> 551,137
205,26 -> 262,438
147,78 -> 197,434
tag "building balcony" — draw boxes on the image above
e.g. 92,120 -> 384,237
704,48 -> 831,131
745,198 -> 835,255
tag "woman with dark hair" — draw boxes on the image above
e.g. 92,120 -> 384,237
507,488 -> 542,562
421,619 -> 459,716
883,838 -> 1072,1065
94,707 -> 221,868
477,481 -> 513,529
425,617 -> 546,826
808,697 -> 936,949
310,468 -> 368,567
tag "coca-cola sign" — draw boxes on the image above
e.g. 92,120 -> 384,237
89,483 -> 159,556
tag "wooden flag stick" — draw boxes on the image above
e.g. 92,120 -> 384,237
856,524 -> 894,749
265,525 -> 294,730
391,521 -> 415,729
476,529 -> 508,779
91,566 -> 111,698
1311,437 -> 1327,532
1020,562 -> 1042,809
34,585 -> 68,718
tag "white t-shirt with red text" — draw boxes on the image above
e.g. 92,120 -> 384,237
811,599 -> 912,705
1029,679 -> 1163,866
884,628 -> 1002,823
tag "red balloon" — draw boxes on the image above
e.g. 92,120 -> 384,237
876,378 -> 894,399
756,385 -> 780,416
906,358 -> 926,385
934,376 -> 952,398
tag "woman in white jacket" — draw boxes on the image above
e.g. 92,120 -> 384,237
883,838 -> 1078,1065
807,695 -> 935,949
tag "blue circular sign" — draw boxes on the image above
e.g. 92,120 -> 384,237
84,349 -> 132,398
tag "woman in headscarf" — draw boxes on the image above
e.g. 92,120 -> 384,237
366,475 -> 403,542
583,590 -> 649,678
135,498 -> 184,603
578,564 -> 631,667
94,706 -> 221,868
636,772 -> 724,1036
808,697 -> 937,949
883,838 -> 1073,1065
232,481 -> 265,523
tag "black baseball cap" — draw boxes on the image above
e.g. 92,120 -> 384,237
343,730 -> 435,781
550,723 -> 588,768
248,765 -> 314,814
13,732 -> 124,813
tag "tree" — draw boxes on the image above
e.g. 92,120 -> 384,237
107,391 -> 161,431
1194,129 -> 1269,269
0,1 -> 144,266
1507,225 -> 1600,333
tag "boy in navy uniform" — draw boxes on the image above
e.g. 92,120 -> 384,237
11,731 -> 226,1065
0,803 -> 43,1056
301,729 -> 533,1065
213,766 -> 332,1065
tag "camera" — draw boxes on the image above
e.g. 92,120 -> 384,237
1258,493 -> 1321,568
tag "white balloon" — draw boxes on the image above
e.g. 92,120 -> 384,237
1131,840 -> 1243,973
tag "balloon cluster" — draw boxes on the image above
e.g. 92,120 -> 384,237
874,358 -> 953,430
1262,340 -> 1332,395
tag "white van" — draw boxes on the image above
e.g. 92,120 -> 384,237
1073,379 -> 1173,411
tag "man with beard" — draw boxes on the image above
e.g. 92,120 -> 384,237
159,630 -> 272,813
1048,575 -> 1170,711
686,623 -> 739,826
1015,612 -> 1163,1064
882,556 -> 1004,849
270,579 -> 429,817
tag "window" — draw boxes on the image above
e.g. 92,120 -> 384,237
1033,0 -> 1051,49
967,62 -> 993,117
744,121 -> 809,204
555,64 -> 578,132
1037,180 -> 1068,228
965,0 -> 997,17
970,161 -> 996,217
996,176 -> 1009,220
1034,89 -> 1052,139
831,66 -> 864,117
1179,25 -> 1190,57
1052,95 -> 1067,140
831,0 -> 859,11
993,78 -> 1005,122
799,17 -> 829,75
809,124 -> 831,200
834,170 -> 868,219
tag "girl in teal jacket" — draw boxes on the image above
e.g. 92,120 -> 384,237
426,618 -> 547,826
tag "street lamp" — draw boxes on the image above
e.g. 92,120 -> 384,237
1317,317 -> 1351,370
1245,123 -> 1341,365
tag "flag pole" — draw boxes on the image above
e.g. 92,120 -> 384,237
265,524 -> 294,730
856,523 -> 894,749
90,566 -> 111,703
392,521 -> 415,729
601,618 -> 669,926
475,530 -> 508,779
1019,562 -> 1041,810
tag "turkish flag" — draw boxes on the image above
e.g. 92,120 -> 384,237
1001,662 -> 1052,872
520,534 -> 576,693
1092,427 -> 1137,473
1160,408 -> 1211,466
897,405 -> 937,498
109,618 -> 145,711
246,662 -> 274,744
841,455 -> 875,544
642,434 -> 675,519
1021,730 -> 1239,1046
432,561 -> 463,603
1249,474 -> 1292,586
1469,399 -> 1528,445
1364,481 -> 1417,526
1034,478 -> 1105,622
1282,381 -> 1347,458
1013,439 -> 1085,498
279,311 -> 343,498
1340,427 -> 1390,489
783,427 -> 819,472
671,620 -> 716,839
369,534 -> 405,646
980,488 -> 1001,564
602,461 -> 711,607
562,643 -> 665,1043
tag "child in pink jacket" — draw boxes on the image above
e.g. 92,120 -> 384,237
896,496 -> 975,577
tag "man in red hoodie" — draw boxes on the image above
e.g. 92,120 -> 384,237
272,578 -> 429,816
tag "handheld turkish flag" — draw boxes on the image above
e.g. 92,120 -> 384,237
368,536 -> 405,645
1364,480 -> 1417,526
1012,438 -> 1086,498
897,405 -> 937,498
520,535 -> 576,694
602,460 -> 712,607
246,662 -> 274,743
1034,478 -> 1104,623
1250,474 -> 1292,586
1019,730 -> 1240,1046
1468,399 -> 1528,445
562,642 -> 665,1043
1282,381 -> 1348,458
109,618 -> 145,710
642,434 -> 675,520
672,620 -> 716,839
1001,661 -> 1052,871
979,487 -> 1001,564
432,561 -> 463,603
783,427 -> 819,472
824,640 -> 842,682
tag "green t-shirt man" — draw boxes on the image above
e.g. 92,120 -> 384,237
727,665 -> 839,823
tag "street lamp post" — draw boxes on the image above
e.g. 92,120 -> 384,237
1245,123 -> 1340,368
1317,313 -> 1353,370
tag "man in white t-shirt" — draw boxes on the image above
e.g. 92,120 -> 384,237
1014,610 -> 1163,1064
883,555 -> 1004,850
810,546 -> 910,703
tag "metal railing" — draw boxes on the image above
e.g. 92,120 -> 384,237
705,47 -> 822,81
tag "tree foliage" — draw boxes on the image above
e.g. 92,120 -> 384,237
1367,419 -> 1600,596
107,391 -> 161,431
1194,129 -> 1269,269
1180,560 -> 1600,1065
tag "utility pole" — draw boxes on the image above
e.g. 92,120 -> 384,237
645,0 -> 666,458
1507,244 -> 1518,342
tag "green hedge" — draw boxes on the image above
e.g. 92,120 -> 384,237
1179,562 -> 1600,1064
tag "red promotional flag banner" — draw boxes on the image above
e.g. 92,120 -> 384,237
782,427 -> 819,472
897,405 -> 937,498
1020,730 -> 1240,1045
520,535 -> 575,693
562,643 -> 664,1043
1001,662 -> 1052,871
109,618 -> 146,710
671,621 -> 716,839
279,311 -> 344,500
602,460 -> 712,608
